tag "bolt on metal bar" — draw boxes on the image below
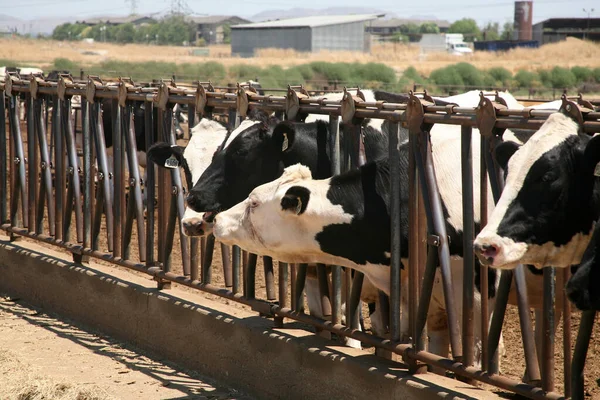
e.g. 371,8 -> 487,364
461,126 -> 475,377
388,120 -> 402,344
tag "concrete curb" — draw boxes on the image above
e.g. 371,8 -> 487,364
0,236 -> 500,400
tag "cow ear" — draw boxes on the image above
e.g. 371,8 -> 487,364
280,186 -> 310,215
147,142 -> 185,169
583,134 -> 600,175
493,141 -> 520,170
272,122 -> 296,153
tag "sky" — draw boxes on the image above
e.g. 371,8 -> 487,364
2,0 -> 599,27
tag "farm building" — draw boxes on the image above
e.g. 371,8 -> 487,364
76,15 -> 158,27
532,17 -> 600,44
231,14 -> 383,57
366,18 -> 450,42
188,15 -> 251,45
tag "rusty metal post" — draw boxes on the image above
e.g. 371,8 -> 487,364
461,125 -> 475,376
190,238 -> 200,282
562,268 -> 572,398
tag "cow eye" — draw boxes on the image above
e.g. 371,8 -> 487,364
249,199 -> 260,209
542,171 -> 556,183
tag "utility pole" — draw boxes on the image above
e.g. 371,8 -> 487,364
583,8 -> 595,40
125,0 -> 138,16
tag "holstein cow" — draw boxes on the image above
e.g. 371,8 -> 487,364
211,129 -> 502,368
147,107 -> 389,347
472,111 -> 600,373
566,216 -> 600,311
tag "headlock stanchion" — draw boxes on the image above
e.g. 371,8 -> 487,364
2,73 -> 600,400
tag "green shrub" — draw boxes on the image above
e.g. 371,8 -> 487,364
454,62 -> 483,87
52,58 -> 80,72
537,69 -> 552,88
309,62 -> 351,83
290,64 -> 314,81
402,66 -> 428,86
593,67 -> 600,83
429,66 -> 464,87
550,66 -> 576,88
228,64 -> 263,81
514,70 -> 540,88
354,62 -> 396,84
487,67 -> 512,86
571,66 -> 593,82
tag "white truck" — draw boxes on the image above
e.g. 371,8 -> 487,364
419,33 -> 474,56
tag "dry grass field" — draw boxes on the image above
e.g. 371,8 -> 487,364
1,36 -> 599,76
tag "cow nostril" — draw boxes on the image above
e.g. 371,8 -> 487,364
474,243 -> 499,258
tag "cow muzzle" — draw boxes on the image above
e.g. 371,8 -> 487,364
182,217 -> 208,236
473,243 -> 499,266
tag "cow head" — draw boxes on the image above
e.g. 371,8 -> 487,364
147,118 -> 229,236
184,114 -> 335,236
213,164 -> 350,260
474,112 -> 600,269
565,220 -> 600,310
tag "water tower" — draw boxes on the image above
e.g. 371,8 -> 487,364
514,1 -> 533,40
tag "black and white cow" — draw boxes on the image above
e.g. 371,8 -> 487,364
565,217 -> 600,311
211,127 -> 502,367
473,111 -> 600,270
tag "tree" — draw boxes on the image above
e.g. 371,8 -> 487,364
419,22 -> 439,34
223,24 -> 231,44
399,23 -> 421,42
502,22 -> 514,40
116,23 -> 135,43
448,18 -> 481,42
482,22 -> 500,41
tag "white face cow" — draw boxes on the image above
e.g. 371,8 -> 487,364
474,112 -> 600,269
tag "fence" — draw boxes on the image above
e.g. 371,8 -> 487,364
1,72 -> 599,400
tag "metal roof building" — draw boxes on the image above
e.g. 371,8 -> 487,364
231,14 -> 384,57
533,18 -> 600,44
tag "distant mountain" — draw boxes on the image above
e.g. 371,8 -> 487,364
249,7 -> 396,22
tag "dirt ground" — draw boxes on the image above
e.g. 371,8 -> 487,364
3,101 -> 600,399
0,295 -> 252,400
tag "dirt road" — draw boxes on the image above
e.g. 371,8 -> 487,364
0,296 -> 252,400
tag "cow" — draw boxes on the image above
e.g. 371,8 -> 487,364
565,218 -> 600,311
473,111 -> 600,271
210,126 -> 502,369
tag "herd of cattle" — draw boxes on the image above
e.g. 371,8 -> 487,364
145,88 -> 600,379
3,66 -> 598,380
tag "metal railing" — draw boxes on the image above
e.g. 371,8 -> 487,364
2,72 -> 600,400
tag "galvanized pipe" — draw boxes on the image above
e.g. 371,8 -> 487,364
232,245 -> 241,294
26,94 -> 37,234
478,137 -> 489,371
82,100 -> 92,249
144,100 -> 156,266
461,125 -> 475,374
35,97 -> 54,236
61,97 -> 83,243
8,95 -> 28,229
112,100 -> 124,259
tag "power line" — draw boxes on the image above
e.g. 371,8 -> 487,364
126,0 -> 139,15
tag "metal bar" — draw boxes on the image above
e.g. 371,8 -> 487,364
316,264 -> 332,317
419,129 -> 462,360
571,310 -> 596,400
123,104 -> 147,261
232,245 -> 241,294
331,265 -> 342,326
9,96 -> 28,229
348,272 -> 364,332
275,262 -> 288,328
0,89 -> 6,224
388,121 -> 402,343
54,95 -> 64,241
294,264 -> 308,312
562,268 -> 572,398
144,100 -> 155,267
36,96 -> 55,236
62,97 -> 83,243
479,137 -> 489,371
162,188 -> 178,273
202,234 -> 215,284
245,253 -> 258,300
221,244 -> 232,288
461,125 -> 475,374
263,256 -> 276,301
190,238 -> 200,281
92,102 -> 114,251
0,222 -> 565,400
112,100 -> 124,259
82,100 -> 92,249
27,94 -> 37,234
542,266 -> 556,393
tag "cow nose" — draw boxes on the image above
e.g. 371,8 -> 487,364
473,243 -> 499,265
182,217 -> 204,236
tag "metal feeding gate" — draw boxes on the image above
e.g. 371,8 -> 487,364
1,71 -> 600,400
